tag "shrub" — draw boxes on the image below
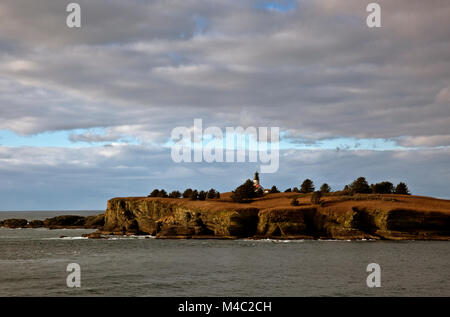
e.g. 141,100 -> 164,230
148,189 -> 160,197
371,181 -> 394,194
232,179 -> 258,203
349,177 -> 371,194
311,191 -> 322,204
320,183 -> 331,193
300,179 -> 315,193
183,188 -> 193,198
290,198 -> 299,206
395,182 -> 410,195
168,190 -> 181,198
269,185 -> 280,193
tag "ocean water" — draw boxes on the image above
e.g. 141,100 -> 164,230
0,211 -> 449,297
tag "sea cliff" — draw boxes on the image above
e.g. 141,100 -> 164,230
90,193 -> 450,240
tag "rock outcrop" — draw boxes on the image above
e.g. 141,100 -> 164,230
0,218 -> 28,229
100,198 -> 259,238
3,193 -> 450,240
0,214 -> 104,229
90,194 -> 450,240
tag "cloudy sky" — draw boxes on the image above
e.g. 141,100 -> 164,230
1,0 -> 449,210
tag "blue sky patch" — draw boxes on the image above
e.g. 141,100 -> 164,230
257,0 -> 296,12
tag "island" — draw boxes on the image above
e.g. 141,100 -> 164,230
87,191 -> 450,240
2,175 -> 450,240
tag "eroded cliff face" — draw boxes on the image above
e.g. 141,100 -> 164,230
101,198 -> 259,238
95,197 -> 450,240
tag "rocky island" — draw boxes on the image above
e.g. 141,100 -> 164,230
84,192 -> 450,240
2,192 -> 450,241
0,214 -> 104,230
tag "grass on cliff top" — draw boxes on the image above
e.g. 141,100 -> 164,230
112,192 -> 450,214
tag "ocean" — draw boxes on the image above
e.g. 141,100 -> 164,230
0,211 -> 449,296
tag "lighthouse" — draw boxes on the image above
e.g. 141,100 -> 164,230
253,171 -> 263,191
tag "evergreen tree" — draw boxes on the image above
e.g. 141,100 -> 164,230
190,190 -> 199,200
182,188 -> 193,198
349,177 -> 371,194
148,189 -> 160,197
207,188 -> 217,199
232,179 -> 257,203
300,179 -> 315,193
371,181 -> 394,194
168,190 -> 181,198
394,182 -> 410,195
320,183 -> 331,193
269,185 -> 280,193
158,189 -> 168,198
284,188 -> 292,192
343,185 -> 350,194
198,190 -> 207,201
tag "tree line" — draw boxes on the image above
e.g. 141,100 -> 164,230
148,188 -> 220,200
147,177 -> 410,204
231,177 -> 410,203
283,177 -> 409,195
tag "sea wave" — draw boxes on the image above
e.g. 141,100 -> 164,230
42,236 -> 89,240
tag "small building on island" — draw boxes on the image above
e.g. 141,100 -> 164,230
253,172 -> 269,194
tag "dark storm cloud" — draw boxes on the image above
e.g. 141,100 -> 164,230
0,0 -> 449,141
0,1 -> 449,208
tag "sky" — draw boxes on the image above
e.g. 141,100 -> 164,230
0,0 -> 449,210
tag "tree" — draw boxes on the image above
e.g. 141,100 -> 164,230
183,188 -> 193,198
148,189 -> 160,197
158,189 -> 168,198
232,179 -> 258,203
269,185 -> 280,193
343,185 -> 351,194
292,187 -> 300,193
207,188 -> 217,199
300,179 -> 315,193
290,198 -> 299,206
320,183 -> 331,193
169,190 -> 181,198
371,182 -> 394,194
254,171 -> 259,182
349,177 -> 371,194
190,190 -> 199,200
395,182 -> 410,195
284,188 -> 292,192
311,191 -> 322,204
215,191 -> 221,199
198,190 -> 207,201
